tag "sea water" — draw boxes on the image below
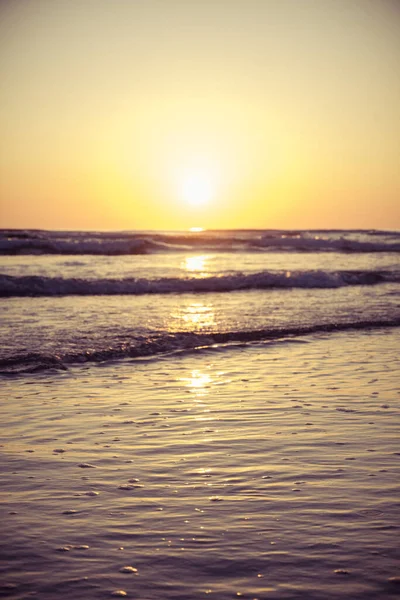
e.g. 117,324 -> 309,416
0,228 -> 399,372
0,229 -> 399,599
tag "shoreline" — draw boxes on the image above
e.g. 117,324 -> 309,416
1,329 -> 399,599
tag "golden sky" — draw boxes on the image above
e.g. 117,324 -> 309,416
0,0 -> 399,230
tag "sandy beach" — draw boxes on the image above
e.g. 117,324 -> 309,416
1,328 -> 399,600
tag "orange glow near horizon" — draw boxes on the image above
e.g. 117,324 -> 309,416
0,1 -> 399,230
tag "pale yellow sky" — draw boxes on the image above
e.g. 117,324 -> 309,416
0,0 -> 399,230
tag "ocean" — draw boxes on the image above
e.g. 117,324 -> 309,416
1,228 -> 399,599
1,228 -> 399,373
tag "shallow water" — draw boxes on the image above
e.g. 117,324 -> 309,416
1,283 -> 399,368
1,250 -> 398,280
1,329 -> 399,600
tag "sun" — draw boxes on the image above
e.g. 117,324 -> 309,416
179,167 -> 216,208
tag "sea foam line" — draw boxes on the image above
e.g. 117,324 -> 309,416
1,318 -> 399,375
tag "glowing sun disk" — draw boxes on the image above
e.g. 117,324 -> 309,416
180,169 -> 216,207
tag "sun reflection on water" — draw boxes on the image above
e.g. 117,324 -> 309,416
183,254 -> 210,276
179,369 -> 213,400
169,299 -> 216,332
188,370 -> 212,389
167,254 -> 216,332
182,302 -> 215,329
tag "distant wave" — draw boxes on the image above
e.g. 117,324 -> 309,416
0,235 -> 174,255
1,229 -> 400,255
1,318 -> 399,375
1,269 -> 399,297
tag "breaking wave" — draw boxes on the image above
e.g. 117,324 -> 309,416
1,269 -> 398,297
1,229 -> 400,255
1,318 -> 399,375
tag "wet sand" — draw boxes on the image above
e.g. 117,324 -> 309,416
0,329 -> 399,600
